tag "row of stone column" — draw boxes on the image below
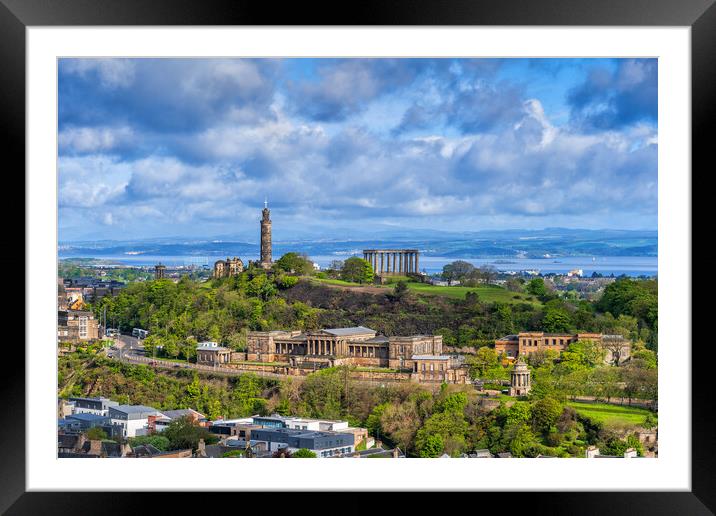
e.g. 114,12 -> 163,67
512,373 -> 530,387
308,339 -> 336,355
363,251 -> 419,274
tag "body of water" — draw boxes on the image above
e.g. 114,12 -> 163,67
60,252 -> 657,277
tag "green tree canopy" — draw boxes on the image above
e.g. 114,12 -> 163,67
85,427 -> 108,440
292,448 -> 317,458
442,260 -> 475,284
526,277 -> 548,297
341,257 -> 375,284
275,252 -> 314,275
163,415 -> 216,451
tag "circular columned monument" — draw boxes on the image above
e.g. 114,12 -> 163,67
509,356 -> 531,396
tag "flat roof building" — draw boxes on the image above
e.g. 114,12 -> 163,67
250,427 -> 355,458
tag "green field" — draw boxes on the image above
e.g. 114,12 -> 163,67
402,282 -> 539,304
567,401 -> 655,428
354,367 -> 401,373
311,278 -> 364,287
310,276 -> 539,304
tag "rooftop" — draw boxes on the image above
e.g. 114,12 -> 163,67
161,408 -> 206,420
68,396 -> 113,403
254,427 -> 350,439
322,327 -> 376,336
67,413 -> 109,422
197,342 -> 230,351
112,405 -> 164,416
411,355 -> 451,361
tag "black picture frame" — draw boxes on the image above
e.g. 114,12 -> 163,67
3,0 -> 711,513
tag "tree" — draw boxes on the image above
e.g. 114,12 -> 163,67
275,252 -> 314,275
508,424 -> 539,457
643,412 -> 658,430
128,434 -> 170,451
418,434 -> 444,457
341,257 -> 374,284
292,448 -> 317,458
543,308 -> 572,333
86,427 -> 108,440
526,278 -> 548,297
505,277 -> 524,293
531,397 -> 563,433
390,280 -> 410,302
328,260 -> 344,271
467,347 -> 499,379
163,415 -> 215,451
631,349 -> 657,369
561,340 -> 605,371
621,363 -> 658,402
442,261 -> 475,285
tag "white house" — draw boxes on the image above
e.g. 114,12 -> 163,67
109,405 -> 165,438
68,396 -> 119,416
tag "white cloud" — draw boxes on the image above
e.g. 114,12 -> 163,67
59,126 -> 134,153
62,58 -> 136,89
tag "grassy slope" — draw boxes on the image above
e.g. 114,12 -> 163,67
566,401 -> 654,428
311,276 -> 540,305
402,282 -> 539,304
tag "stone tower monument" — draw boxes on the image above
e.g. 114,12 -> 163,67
260,198 -> 272,269
509,356 -> 531,396
154,263 -> 166,280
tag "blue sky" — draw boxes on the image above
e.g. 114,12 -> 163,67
58,58 -> 657,242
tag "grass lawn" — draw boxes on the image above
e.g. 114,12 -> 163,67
354,367 -> 401,373
311,276 -> 539,304
155,356 -> 191,363
403,282 -> 540,304
566,401 -> 655,428
311,277 -> 364,287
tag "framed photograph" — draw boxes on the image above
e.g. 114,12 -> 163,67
5,0 -> 711,513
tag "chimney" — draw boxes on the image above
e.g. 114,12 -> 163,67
196,438 -> 207,457
75,433 -> 87,452
392,447 -> 399,458
89,439 -> 103,457
624,448 -> 637,459
585,446 -> 600,458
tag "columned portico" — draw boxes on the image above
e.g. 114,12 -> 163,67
363,249 -> 420,277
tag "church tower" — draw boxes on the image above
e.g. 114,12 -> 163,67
260,198 -> 272,269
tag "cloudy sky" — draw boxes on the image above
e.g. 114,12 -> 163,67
58,58 -> 657,242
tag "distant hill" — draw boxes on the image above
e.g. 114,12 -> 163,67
59,228 -> 657,260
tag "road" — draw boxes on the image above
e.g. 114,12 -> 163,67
106,333 -> 425,385
106,334 -> 147,361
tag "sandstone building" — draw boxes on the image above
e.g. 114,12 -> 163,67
57,309 -> 99,343
494,331 -> 630,364
212,202 -> 273,278
213,257 -> 244,278
243,326 -> 468,384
